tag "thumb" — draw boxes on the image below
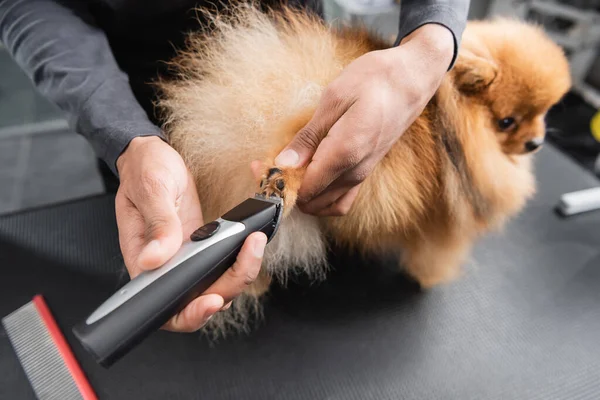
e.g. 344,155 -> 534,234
136,190 -> 183,272
274,91 -> 347,168
274,118 -> 323,168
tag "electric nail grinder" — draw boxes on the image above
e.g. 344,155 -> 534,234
72,194 -> 283,368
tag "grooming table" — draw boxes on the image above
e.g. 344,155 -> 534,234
1,144 -> 599,400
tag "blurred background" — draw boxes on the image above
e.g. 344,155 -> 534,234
0,0 -> 599,215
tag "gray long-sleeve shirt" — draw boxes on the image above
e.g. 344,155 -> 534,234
0,0 -> 470,177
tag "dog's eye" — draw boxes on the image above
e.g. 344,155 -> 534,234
498,117 -> 515,131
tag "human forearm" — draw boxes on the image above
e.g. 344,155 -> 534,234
0,0 -> 164,176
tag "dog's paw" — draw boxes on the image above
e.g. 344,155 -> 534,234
260,167 -> 286,198
257,164 -> 304,213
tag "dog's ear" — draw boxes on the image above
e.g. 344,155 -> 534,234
453,47 -> 498,93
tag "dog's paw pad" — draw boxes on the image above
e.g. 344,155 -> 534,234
275,179 -> 285,191
260,167 -> 286,198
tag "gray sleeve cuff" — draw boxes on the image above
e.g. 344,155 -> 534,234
76,79 -> 166,177
394,0 -> 470,70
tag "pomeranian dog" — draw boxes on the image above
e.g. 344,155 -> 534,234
154,2 -> 571,336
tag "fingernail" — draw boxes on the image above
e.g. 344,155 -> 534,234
146,239 -> 161,253
253,234 -> 267,258
275,149 -> 299,167
139,240 -> 161,264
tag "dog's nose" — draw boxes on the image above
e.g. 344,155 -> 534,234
525,137 -> 544,152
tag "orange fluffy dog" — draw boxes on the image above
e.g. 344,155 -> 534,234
155,3 -> 571,336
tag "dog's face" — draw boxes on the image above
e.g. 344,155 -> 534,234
453,18 -> 571,155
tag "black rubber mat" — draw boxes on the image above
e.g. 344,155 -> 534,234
1,144 -> 600,400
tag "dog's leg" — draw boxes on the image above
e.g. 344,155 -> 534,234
400,229 -> 473,288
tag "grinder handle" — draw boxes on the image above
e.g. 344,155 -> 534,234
72,197 -> 280,367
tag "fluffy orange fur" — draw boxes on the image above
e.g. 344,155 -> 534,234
154,3 -> 571,336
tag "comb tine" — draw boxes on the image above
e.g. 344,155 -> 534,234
2,295 -> 97,400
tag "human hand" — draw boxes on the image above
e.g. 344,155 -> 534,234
274,24 -> 455,216
115,136 -> 267,332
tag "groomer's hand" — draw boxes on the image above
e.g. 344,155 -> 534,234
115,136 -> 267,332
274,24 -> 455,216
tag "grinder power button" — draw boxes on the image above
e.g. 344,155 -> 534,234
190,221 -> 220,241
